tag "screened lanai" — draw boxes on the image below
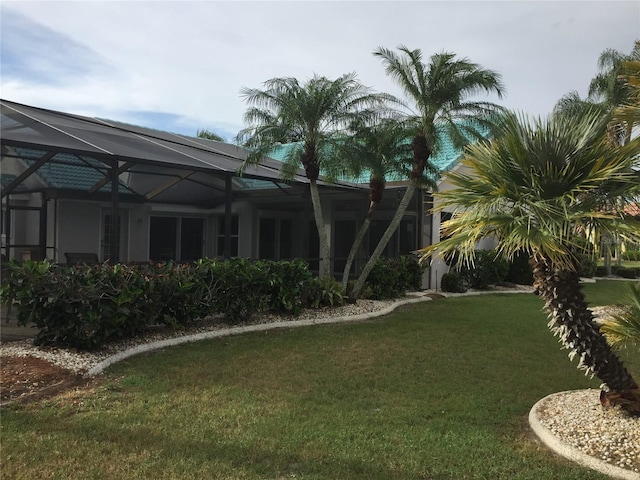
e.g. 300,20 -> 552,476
0,99 -> 363,264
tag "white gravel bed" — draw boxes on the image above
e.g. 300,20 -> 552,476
534,389 -> 640,477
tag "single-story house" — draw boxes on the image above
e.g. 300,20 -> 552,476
0,99 -> 484,289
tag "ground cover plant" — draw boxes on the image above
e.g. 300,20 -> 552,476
3,283 -> 636,479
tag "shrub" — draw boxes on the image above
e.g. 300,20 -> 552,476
458,250 -> 509,289
505,251 -> 533,285
616,267 -> 638,279
306,276 -> 344,308
363,256 -> 426,300
441,272 -> 465,293
365,258 -> 402,299
0,258 -> 322,349
263,259 -> 313,315
396,255 -> 425,292
596,266 -> 608,277
576,253 -> 597,278
622,250 -> 640,261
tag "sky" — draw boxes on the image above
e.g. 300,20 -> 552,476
1,1 -> 639,141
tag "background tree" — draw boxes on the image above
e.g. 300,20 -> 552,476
349,46 -> 505,299
197,128 -> 225,142
556,41 -> 640,271
331,118 -> 414,294
236,73 -> 390,276
421,109 -> 640,413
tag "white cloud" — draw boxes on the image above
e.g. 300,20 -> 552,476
1,1 -> 639,136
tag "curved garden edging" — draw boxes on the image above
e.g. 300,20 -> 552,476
529,391 -> 640,480
85,295 -> 432,377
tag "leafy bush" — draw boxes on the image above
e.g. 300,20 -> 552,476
440,272 -> 466,293
458,250 -> 509,289
616,267 -> 638,279
1,258 -> 324,349
505,251 -> 533,285
622,250 -> 640,261
0,261 -> 166,349
263,259 -> 313,314
396,255 -> 425,292
364,256 -> 426,300
365,258 -> 402,299
576,253 -> 597,278
596,266 -> 608,277
305,276 -> 344,308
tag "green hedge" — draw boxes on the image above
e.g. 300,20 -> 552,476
0,258 -> 343,350
365,256 -> 425,300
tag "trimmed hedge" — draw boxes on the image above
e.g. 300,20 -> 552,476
0,258 -> 343,350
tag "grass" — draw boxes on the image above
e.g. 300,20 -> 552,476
2,281 -> 638,479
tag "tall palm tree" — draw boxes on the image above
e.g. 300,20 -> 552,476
589,41 -> 640,146
349,46 -> 505,298
421,109 -> 640,413
556,41 -> 640,271
236,73 -> 390,276
333,118 -> 416,294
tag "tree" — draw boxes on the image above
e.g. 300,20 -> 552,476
236,73 -> 390,276
333,118 -> 416,294
421,109 -> 640,414
600,283 -> 640,352
197,128 -> 225,142
555,41 -> 640,271
349,46 -> 505,299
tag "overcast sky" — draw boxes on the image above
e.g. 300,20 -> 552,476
1,1 -> 639,140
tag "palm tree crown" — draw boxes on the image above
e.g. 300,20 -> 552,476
421,109 -> 640,412
236,73 -> 390,276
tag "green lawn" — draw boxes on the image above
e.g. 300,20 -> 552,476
2,281 -> 638,479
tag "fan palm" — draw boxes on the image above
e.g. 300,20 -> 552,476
236,73 -> 390,276
600,283 -> 640,351
332,118 -> 416,293
421,109 -> 640,413
349,46 -> 505,298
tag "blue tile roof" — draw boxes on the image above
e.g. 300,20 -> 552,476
267,121 -> 491,185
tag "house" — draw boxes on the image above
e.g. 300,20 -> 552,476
0,99 -> 481,289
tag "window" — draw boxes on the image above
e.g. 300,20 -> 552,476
216,215 -> 238,257
149,216 -> 204,262
180,218 -> 205,261
259,218 -> 293,260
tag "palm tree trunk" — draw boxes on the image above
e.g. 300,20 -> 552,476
341,216 -> 372,295
350,180 -> 418,299
530,258 -> 640,414
309,179 -> 331,277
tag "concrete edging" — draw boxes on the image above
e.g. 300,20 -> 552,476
529,391 -> 640,480
85,295 -> 432,377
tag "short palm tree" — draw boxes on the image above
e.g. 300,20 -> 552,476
600,283 -> 640,351
236,73 -> 389,276
421,109 -> 640,413
349,46 -> 505,298
332,118 -> 416,293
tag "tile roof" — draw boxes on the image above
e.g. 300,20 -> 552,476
267,121 -> 491,185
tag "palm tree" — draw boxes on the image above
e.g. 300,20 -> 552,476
349,46 -> 505,299
600,283 -> 640,351
333,118 -> 416,294
556,41 -> 640,271
236,73 -> 389,276
421,109 -> 640,414
197,128 -> 225,142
